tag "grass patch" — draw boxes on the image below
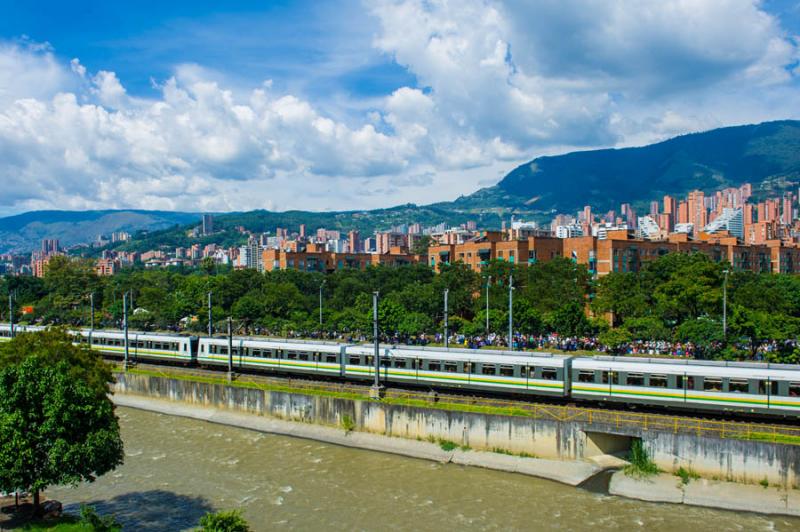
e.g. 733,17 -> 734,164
491,447 -> 537,458
760,477 -> 770,489
675,466 -> 700,485
340,414 -> 356,433
624,440 -> 660,478
438,439 -> 459,452
459,444 -> 472,451
22,521 -> 91,531
735,432 -> 800,446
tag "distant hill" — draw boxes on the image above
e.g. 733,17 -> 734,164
0,210 -> 201,254
3,120 -> 800,255
449,120 -> 800,217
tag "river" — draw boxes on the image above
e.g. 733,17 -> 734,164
48,407 -> 800,531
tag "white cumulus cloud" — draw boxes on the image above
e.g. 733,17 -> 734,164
0,1 -> 798,216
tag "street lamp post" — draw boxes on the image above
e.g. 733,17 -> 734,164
370,291 -> 383,398
722,269 -> 730,339
485,275 -> 492,333
89,292 -> 94,346
122,291 -> 130,370
8,290 -> 15,339
227,316 -> 234,382
443,288 -> 449,349
208,291 -> 213,337
508,274 -> 514,350
319,280 -> 326,330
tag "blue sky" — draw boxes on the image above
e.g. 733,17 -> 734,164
0,1 -> 799,215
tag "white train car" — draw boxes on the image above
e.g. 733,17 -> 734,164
0,323 -> 45,340
75,329 -> 196,363
197,336 -> 347,376
571,356 -> 800,416
345,345 -> 571,397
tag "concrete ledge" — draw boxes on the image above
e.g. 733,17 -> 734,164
609,471 -> 800,517
609,471 -> 684,504
112,394 -> 601,487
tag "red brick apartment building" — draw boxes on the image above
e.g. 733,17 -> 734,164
429,230 -> 800,276
262,243 -> 419,273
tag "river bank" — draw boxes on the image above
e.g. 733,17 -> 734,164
112,393 -> 800,517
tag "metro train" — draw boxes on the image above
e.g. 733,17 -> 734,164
1,323 -> 799,418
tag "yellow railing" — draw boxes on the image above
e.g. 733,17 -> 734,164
115,362 -> 800,445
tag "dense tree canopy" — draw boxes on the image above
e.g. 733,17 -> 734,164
4,252 -> 800,361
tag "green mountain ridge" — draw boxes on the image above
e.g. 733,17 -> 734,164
472,119 -> 800,216
0,210 -> 202,254
3,119 -> 800,255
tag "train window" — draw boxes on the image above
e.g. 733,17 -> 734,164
578,371 -> 594,383
465,362 -> 476,374
601,372 -> 620,385
287,352 -> 298,360
541,369 -> 557,380
298,353 -> 309,361
349,356 -> 360,365
444,362 -> 458,373
499,366 -> 514,377
758,380 -> 778,395
790,383 -> 800,397
381,358 -> 390,367
394,359 -> 407,369
729,379 -> 748,394
627,374 -> 644,386
704,378 -> 722,392
650,375 -> 668,388
326,354 -> 338,363
428,362 -> 441,372
482,364 -> 496,376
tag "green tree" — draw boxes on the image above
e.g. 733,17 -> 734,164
547,301 -> 590,337
398,312 -> 434,336
0,330 -> 123,513
598,328 -> 633,354
198,509 -> 251,532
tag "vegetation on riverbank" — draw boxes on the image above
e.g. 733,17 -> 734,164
624,440 -> 661,478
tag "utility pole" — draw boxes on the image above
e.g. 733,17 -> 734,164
123,291 -> 130,370
370,291 -> 383,398
486,275 -> 492,333
443,288 -> 449,349
89,292 -> 95,347
319,280 -> 326,329
508,274 -> 514,350
227,316 -> 234,382
8,290 -> 15,339
722,269 -> 729,340
208,291 -> 213,337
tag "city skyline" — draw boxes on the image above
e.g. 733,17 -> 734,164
2,1 -> 800,216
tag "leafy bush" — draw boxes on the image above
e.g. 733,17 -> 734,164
675,466 -> 699,485
80,505 -> 121,532
340,414 -> 356,433
624,439 -> 660,478
198,509 -> 251,532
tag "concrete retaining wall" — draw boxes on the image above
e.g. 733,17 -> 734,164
113,372 -> 800,487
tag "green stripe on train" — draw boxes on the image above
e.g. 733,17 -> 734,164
572,385 -> 800,409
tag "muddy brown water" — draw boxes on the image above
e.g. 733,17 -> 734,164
47,407 -> 800,531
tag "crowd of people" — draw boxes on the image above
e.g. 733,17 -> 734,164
238,327 -> 722,359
